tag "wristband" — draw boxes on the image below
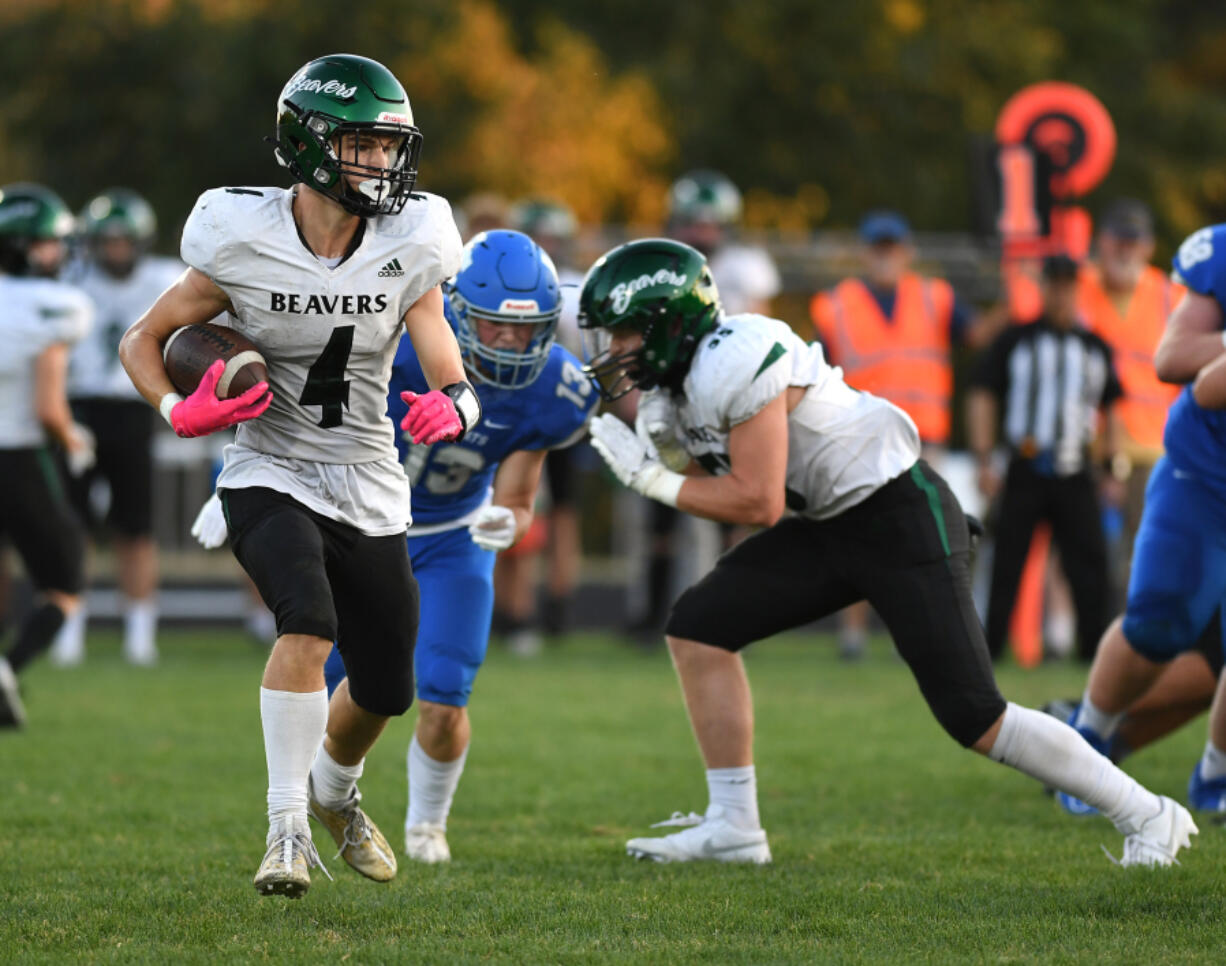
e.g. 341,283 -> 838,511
159,392 -> 184,427
442,382 -> 482,432
642,466 -> 686,507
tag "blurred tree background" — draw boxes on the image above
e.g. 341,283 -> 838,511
3,0 -> 1226,250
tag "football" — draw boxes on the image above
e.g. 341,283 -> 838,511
163,322 -> 268,399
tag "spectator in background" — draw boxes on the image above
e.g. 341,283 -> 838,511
1079,200 -> 1185,584
967,254 -> 1122,663
52,189 -> 183,667
810,210 -> 1000,659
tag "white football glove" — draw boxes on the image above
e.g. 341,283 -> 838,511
589,412 -> 685,507
64,422 -> 96,477
468,504 -> 518,551
635,389 -> 690,472
191,492 -> 229,550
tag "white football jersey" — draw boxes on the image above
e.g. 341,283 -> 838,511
674,313 -> 920,519
708,244 -> 781,316
181,186 -> 463,535
67,256 -> 184,400
0,276 -> 94,448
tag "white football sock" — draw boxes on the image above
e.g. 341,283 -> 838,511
310,743 -> 364,809
1072,693 -> 1124,739
989,702 -> 1161,834
406,734 -> 468,830
706,765 -> 761,830
1199,740 -> 1226,782
50,606 -> 87,666
122,599 -> 158,664
261,687 -> 328,824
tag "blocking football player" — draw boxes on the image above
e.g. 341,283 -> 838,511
1059,223 -> 1226,816
579,238 -> 1197,867
319,228 -> 597,862
53,189 -> 183,666
119,55 -> 478,898
0,184 -> 94,726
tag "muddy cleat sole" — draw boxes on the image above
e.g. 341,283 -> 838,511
405,822 -> 451,864
309,777 -> 397,882
626,808 -> 771,865
254,817 -> 329,898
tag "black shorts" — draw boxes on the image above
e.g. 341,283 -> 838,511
70,398 -> 156,537
0,448 -> 85,594
220,486 -> 420,717
544,446 -> 579,509
667,461 -> 1006,747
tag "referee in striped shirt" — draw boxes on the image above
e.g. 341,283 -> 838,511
968,254 -> 1124,661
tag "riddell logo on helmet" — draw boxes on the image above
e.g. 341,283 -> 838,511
285,76 -> 359,100
499,299 -> 540,313
377,112 -> 410,124
610,270 -> 688,314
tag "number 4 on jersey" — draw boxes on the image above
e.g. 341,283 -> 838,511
299,325 -> 354,427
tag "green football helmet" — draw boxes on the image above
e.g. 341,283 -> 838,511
80,188 -> 156,277
273,53 -> 423,217
578,238 -> 721,400
80,188 -> 156,245
0,183 -> 76,277
667,169 -> 742,228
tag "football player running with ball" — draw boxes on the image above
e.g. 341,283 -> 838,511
320,228 -> 597,862
120,54 -> 477,897
579,238 -> 1197,868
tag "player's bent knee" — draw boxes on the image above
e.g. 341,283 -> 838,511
927,689 -> 1008,749
348,677 -> 414,717
1122,607 -> 1199,662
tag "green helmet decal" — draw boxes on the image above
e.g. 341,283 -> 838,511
667,169 -> 742,227
578,238 -> 721,399
80,188 -> 156,244
0,183 -> 75,277
273,53 -> 423,217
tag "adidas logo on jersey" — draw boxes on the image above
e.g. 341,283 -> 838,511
378,258 -> 405,278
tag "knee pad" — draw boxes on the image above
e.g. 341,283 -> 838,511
416,653 -> 479,707
925,685 -> 1008,748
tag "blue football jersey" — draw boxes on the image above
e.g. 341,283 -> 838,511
388,332 -> 598,527
1166,225 -> 1226,487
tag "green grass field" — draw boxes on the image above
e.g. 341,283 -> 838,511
3,629 -> 1224,964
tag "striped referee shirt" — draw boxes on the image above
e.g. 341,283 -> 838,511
970,317 -> 1122,476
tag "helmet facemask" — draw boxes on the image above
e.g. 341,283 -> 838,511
277,105 -> 423,217
452,291 -> 561,389
583,306 -> 714,401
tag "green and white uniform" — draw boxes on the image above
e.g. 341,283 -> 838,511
180,185 -> 462,535
671,313 -> 920,519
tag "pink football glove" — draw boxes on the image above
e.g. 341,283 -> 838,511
170,359 -> 272,439
400,390 -> 463,445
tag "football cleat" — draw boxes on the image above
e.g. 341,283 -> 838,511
1187,761 -> 1226,813
308,777 -> 397,882
1104,796 -> 1198,867
254,814 -> 330,898
625,806 -> 772,865
0,658 -> 26,728
404,822 -> 451,864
